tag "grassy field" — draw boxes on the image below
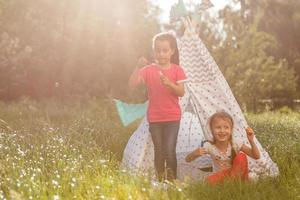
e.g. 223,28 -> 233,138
0,98 -> 299,200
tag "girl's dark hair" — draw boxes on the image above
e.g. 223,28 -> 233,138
152,32 -> 179,65
209,111 -> 236,164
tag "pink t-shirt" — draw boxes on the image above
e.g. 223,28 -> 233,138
139,63 -> 187,122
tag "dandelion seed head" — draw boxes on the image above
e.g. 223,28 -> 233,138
99,159 -> 107,164
52,180 -> 59,186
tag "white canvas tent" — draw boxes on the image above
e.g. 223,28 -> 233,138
121,1 -> 279,182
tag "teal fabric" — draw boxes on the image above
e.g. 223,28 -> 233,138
176,0 -> 188,16
170,0 -> 188,21
114,99 -> 148,126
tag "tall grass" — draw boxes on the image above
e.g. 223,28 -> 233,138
0,98 -> 299,199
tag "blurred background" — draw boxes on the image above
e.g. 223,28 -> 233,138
0,0 -> 299,112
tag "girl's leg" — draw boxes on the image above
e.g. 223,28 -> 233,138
162,121 -> 180,181
149,122 -> 164,181
206,169 -> 230,184
206,152 -> 248,184
229,152 -> 249,181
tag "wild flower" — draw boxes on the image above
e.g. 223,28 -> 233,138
52,180 -> 59,186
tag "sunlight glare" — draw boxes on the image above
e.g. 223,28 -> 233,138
151,0 -> 229,22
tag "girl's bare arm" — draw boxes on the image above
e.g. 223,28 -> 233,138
160,74 -> 185,97
166,81 -> 185,97
185,147 -> 207,162
128,57 -> 148,89
128,67 -> 143,89
240,128 -> 260,159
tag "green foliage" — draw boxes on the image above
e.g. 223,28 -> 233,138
0,99 -> 300,199
236,0 -> 300,92
0,0 -> 160,100
278,106 -> 293,114
222,31 -> 298,109
1,0 -> 300,109
199,2 -> 299,110
249,0 -> 300,90
0,33 -> 32,99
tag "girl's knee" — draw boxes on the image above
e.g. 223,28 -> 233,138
206,170 -> 230,184
234,152 -> 248,163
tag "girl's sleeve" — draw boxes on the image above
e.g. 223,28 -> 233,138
176,66 -> 188,83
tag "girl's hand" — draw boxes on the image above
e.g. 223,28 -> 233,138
185,148 -> 207,162
129,57 -> 148,88
159,72 -> 172,87
158,71 -> 185,97
241,127 -> 260,159
246,127 -> 255,142
136,57 -> 149,68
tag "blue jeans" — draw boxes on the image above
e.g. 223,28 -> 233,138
149,121 -> 180,181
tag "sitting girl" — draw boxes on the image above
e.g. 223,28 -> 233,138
185,111 -> 260,184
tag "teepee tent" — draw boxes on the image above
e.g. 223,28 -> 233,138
121,0 -> 278,181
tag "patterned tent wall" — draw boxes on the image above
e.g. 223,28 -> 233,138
122,0 -> 279,178
121,33 -> 279,181
178,34 -> 279,179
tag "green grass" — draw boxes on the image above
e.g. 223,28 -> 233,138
0,98 -> 299,200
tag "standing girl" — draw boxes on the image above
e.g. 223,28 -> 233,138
129,32 -> 187,181
185,111 -> 260,184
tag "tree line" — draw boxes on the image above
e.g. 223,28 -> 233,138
0,0 -> 299,110
196,0 -> 299,110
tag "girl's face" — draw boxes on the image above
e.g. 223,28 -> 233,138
154,40 -> 175,66
211,117 -> 233,143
